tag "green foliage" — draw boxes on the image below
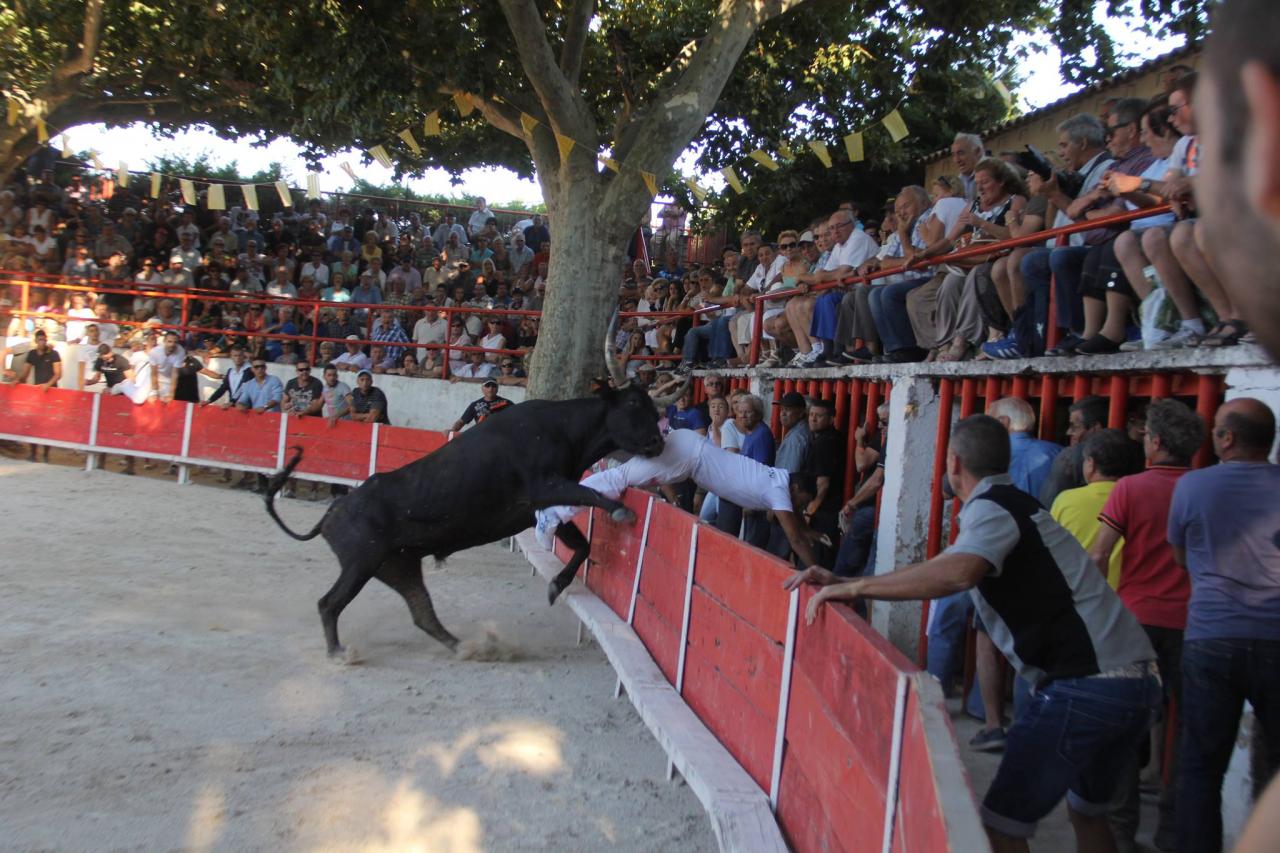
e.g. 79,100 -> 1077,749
143,153 -> 290,185
346,178 -> 545,213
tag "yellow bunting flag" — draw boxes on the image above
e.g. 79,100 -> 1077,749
61,135 -> 72,158
242,184 -> 259,211
720,165 -> 744,194
89,150 -> 105,170
807,140 -> 833,168
340,161 -> 358,182
853,44 -> 876,64
35,118 -> 48,143
180,179 -> 196,206
397,128 -> 421,155
117,161 -> 129,188
369,144 -> 393,169
207,183 -> 226,210
6,99 -> 18,127
519,113 -> 538,136
843,131 -> 864,163
640,171 -> 658,196
150,172 -> 162,198
423,111 -> 441,137
684,177 -> 707,203
777,142 -> 795,161
993,79 -> 1012,107
275,180 -> 293,207
554,132 -> 576,162
748,149 -> 781,171
306,172 -> 320,199
882,109 -> 909,143
598,155 -> 620,173
453,91 -> 475,117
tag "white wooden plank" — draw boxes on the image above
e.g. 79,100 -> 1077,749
674,523 -> 699,694
769,588 -> 800,808
625,495 -> 655,625
881,672 -> 909,853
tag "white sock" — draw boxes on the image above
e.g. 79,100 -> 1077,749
810,340 -> 825,355
1181,319 -> 1206,334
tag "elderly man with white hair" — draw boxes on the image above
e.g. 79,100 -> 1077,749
951,132 -> 985,201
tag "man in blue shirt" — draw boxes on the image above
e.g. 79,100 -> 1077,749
1168,397 -> 1280,852
238,359 -> 284,413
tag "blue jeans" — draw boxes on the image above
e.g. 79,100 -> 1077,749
926,591 -> 973,693
1021,246 -> 1088,338
869,275 -> 931,353
833,504 -> 875,578
1177,638 -> 1280,853
811,290 -> 842,341
682,315 -> 734,363
983,672 -> 1162,839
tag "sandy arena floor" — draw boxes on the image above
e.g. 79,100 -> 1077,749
0,457 -> 713,852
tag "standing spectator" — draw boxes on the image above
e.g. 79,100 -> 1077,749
1168,398 -> 1280,853
237,357 -> 283,413
951,132 -> 985,200
203,343 -> 252,407
1040,396 -> 1110,506
467,197 -> 494,238
716,393 -> 775,544
283,360 -> 324,417
320,363 -> 351,424
413,306 -> 448,352
87,342 -> 130,392
989,396 -> 1062,499
5,328 -> 62,457
523,214 -> 550,254
772,392 -> 812,474
347,370 -> 389,424
1050,429 -> 1143,589
1090,398 -> 1205,851
833,403 -> 889,579
432,212 -> 467,249
450,379 -> 514,433
148,330 -> 185,402
792,414 -> 1161,853
800,397 -> 846,565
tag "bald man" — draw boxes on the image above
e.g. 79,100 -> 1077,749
1167,397 -> 1280,851
1197,0 -> 1280,359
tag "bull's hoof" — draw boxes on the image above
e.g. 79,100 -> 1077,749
611,507 -> 636,524
547,581 -> 563,606
327,645 -> 363,665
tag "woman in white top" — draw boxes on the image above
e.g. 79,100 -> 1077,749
478,317 -> 507,363
29,224 -> 59,272
446,319 -> 472,372
26,201 -> 54,233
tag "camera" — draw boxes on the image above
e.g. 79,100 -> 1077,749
1014,145 -> 1085,198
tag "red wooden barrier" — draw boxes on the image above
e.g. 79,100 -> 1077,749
287,417 -> 371,482
375,424 -> 448,473
95,393 -> 187,457
185,405 -> 281,469
632,500 -> 691,683
0,385 -> 93,445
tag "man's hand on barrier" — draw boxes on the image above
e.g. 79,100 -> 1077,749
804,580 -> 865,626
782,565 -> 839,591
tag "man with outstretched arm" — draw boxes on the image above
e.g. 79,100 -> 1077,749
787,414 -> 1160,853
535,428 -> 829,603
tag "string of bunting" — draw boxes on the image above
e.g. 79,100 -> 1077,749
4,74 -> 941,210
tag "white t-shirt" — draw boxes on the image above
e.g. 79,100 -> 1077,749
65,308 -> 96,342
413,316 -> 447,346
823,228 -> 879,272
321,380 -> 351,417
148,345 -> 185,395
542,429 -> 791,528
333,350 -> 371,371
927,197 -> 969,237
744,254 -> 786,292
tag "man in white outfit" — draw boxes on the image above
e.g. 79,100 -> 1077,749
536,429 -> 827,602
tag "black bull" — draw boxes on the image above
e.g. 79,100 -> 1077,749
263,384 -> 664,657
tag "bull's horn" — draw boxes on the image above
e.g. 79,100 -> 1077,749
604,310 -> 629,388
650,374 -> 692,409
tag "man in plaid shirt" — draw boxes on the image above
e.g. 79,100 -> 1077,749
370,308 -> 410,363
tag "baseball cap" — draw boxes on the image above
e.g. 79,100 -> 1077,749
772,391 -> 808,409
356,369 -> 373,380
345,334 -> 360,340
798,230 -> 816,244
482,379 -> 498,388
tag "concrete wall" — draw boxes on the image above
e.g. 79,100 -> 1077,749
2,339 -> 525,432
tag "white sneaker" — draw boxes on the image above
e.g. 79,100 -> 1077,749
1119,338 -> 1147,352
534,510 -> 556,550
787,351 -> 810,367
1150,326 -> 1203,349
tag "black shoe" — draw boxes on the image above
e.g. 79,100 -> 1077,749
834,350 -> 870,365
881,348 -> 926,364
673,363 -> 693,376
1045,332 -> 1084,357
1075,334 -> 1122,355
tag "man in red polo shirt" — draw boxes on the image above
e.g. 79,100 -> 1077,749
1090,398 -> 1205,853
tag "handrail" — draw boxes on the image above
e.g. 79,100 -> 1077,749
745,203 -> 1173,365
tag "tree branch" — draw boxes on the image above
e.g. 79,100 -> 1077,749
559,0 -> 595,87
467,93 -> 564,204
497,0 -> 596,144
53,0 -> 105,84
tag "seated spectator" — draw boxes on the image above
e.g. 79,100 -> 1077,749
347,370 -> 389,424
1168,397 -> 1280,851
787,210 -> 879,366
370,308 -> 409,363
359,230 -> 382,267
333,335 -> 371,373
452,349 -> 497,380
446,319 -> 472,372
266,265 -> 297,299
413,307 -> 448,350
61,244 -> 98,280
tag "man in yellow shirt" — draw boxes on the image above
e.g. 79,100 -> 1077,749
1050,429 -> 1144,587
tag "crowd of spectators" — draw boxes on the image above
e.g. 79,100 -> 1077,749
0,183 -> 546,383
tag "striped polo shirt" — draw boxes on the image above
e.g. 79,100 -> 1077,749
946,475 -> 1155,688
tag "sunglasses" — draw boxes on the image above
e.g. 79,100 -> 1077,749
297,367 -> 310,372
778,242 -> 796,250
1104,121 -> 1134,139
501,363 -> 515,369
252,363 -> 267,369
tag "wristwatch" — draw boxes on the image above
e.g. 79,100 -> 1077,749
1139,179 -> 1153,193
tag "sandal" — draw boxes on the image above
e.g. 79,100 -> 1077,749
1198,319 -> 1247,348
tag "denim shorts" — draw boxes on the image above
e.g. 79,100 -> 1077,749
981,671 -> 1161,839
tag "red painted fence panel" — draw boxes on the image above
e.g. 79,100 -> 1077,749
287,417 -> 371,482
95,394 -> 187,456
186,405 -> 281,469
0,384 -> 93,444
375,424 -> 447,473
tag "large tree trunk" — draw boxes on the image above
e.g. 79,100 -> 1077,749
525,162 -> 650,399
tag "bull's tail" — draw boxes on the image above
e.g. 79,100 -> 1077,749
264,446 -> 326,541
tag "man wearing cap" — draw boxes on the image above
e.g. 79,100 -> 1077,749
450,379 -> 514,433
773,392 -> 813,474
346,370 -> 389,424
333,335 -> 372,373
327,225 -> 359,258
